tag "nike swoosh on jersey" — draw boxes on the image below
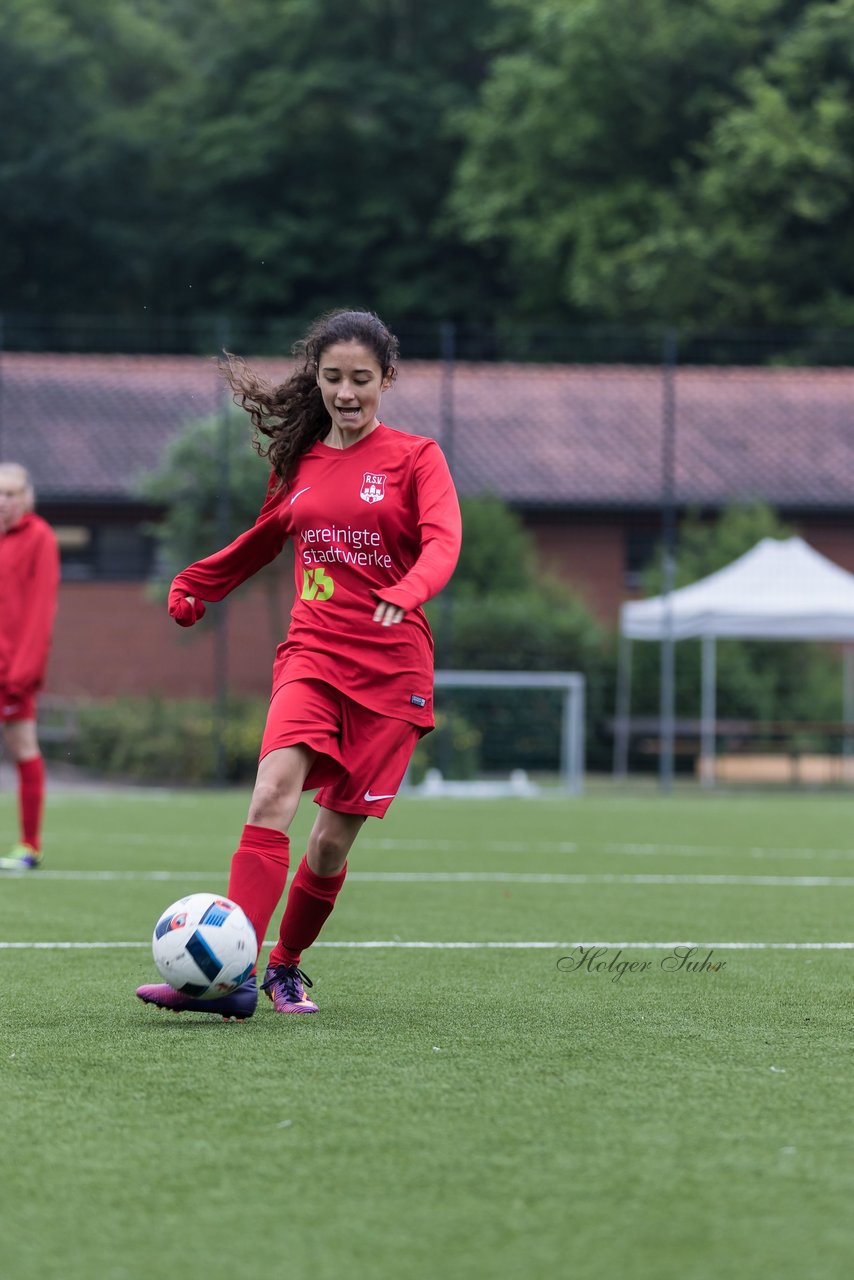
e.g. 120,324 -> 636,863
363,790 -> 397,802
290,486 -> 312,505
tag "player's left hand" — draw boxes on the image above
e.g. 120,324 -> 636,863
373,601 -> 405,626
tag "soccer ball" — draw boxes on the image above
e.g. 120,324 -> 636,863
151,893 -> 257,998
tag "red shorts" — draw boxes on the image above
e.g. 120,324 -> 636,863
0,690 -> 37,723
259,679 -> 420,818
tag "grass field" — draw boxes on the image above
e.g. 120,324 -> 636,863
1,778 -> 852,1280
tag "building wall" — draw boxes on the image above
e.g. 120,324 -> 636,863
42,513 -> 854,700
529,512 -> 854,625
44,514 -> 633,701
801,522 -> 854,575
47,579 -> 293,700
527,515 -> 629,621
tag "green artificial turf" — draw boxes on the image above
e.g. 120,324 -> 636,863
1,783 -> 852,1280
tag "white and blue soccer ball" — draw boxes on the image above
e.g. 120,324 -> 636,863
151,893 -> 257,998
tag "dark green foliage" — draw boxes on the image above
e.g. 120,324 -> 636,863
436,595 -> 612,771
452,0 -> 854,329
139,409 -> 291,648
668,502 -> 798,586
409,708 -> 483,782
6,0 -> 854,333
0,0 -> 498,326
451,496 -> 536,598
140,408 -> 271,582
65,695 -> 267,783
430,496 -> 610,773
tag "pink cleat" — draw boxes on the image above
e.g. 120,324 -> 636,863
261,964 -> 319,1013
136,977 -> 257,1021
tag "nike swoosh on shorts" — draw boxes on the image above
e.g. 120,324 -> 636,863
363,790 -> 397,802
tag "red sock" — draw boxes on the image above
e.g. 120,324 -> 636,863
226,824 -> 290,966
17,757 -> 45,850
269,856 -> 348,968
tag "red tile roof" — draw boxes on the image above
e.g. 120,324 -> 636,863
2,353 -> 853,508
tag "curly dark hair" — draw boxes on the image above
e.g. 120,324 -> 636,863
222,309 -> 399,486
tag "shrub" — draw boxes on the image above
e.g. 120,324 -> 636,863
409,709 -> 483,782
428,588 -> 611,772
67,696 -> 267,784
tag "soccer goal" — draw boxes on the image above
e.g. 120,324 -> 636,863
413,669 -> 586,795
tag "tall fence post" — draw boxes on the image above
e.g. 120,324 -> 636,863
844,645 -> 854,764
439,320 -> 456,623
0,313 -> 4,462
214,319 -> 231,784
613,632 -> 633,778
437,321 -> 456,778
659,327 -> 678,793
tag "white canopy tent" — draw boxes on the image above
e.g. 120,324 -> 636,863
615,537 -> 854,784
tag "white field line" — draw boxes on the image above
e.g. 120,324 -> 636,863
0,939 -> 852,951
5,869 -> 854,887
362,838 -> 854,862
354,872 -> 854,887
51,833 -> 854,861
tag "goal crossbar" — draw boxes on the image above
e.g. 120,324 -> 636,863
433,670 -> 586,794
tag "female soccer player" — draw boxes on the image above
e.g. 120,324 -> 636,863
0,463 -> 60,870
137,309 -> 461,1018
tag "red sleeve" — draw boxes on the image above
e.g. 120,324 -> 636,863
172,473 -> 288,603
7,524 -> 60,693
372,441 -> 461,613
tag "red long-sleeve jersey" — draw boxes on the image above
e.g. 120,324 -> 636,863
0,513 -> 61,695
172,425 -> 461,727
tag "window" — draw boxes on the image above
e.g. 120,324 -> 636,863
624,528 -> 660,590
55,522 -> 155,581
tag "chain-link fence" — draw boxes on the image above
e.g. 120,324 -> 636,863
2,316 -> 853,781
4,318 -> 853,512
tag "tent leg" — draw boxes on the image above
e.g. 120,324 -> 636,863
659,615 -> 676,794
613,635 -> 633,778
843,646 -> 854,781
700,634 -> 717,788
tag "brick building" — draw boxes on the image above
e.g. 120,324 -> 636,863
2,353 -> 853,700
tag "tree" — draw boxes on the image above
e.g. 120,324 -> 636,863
450,495 -> 536,597
141,410 -> 268,571
0,0 -> 500,327
675,0 -> 854,328
0,0 -> 187,314
451,0 -> 854,329
664,501 -> 796,588
139,407 -> 288,641
144,0 -> 500,325
426,495 -> 610,771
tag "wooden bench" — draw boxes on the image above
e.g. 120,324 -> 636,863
609,717 -> 854,781
712,753 -> 854,783
610,717 -> 854,748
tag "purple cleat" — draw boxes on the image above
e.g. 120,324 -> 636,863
136,976 -> 258,1021
261,964 -> 318,1013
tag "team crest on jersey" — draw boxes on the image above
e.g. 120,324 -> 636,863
360,472 -> 386,504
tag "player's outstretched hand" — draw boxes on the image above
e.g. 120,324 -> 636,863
373,601 -> 405,627
168,587 -> 206,627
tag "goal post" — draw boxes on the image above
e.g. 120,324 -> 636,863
432,670 -> 586,794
